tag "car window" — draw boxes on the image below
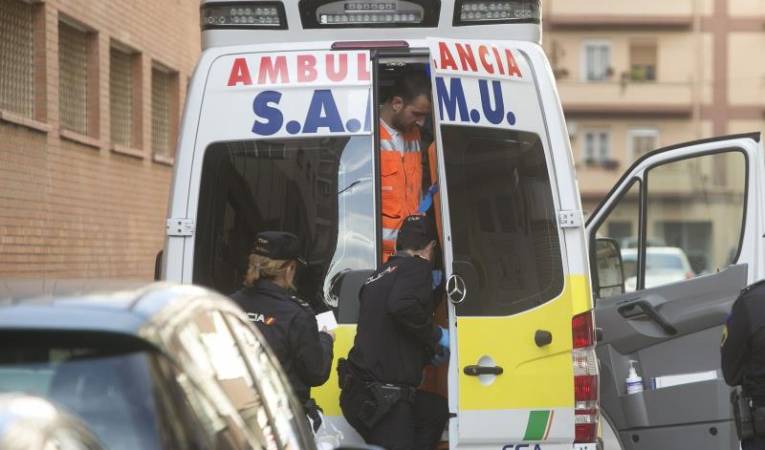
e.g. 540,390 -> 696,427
47,426 -> 103,450
0,334 -> 168,450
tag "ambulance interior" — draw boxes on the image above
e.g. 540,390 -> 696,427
191,54 -> 562,427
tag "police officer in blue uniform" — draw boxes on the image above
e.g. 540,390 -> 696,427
339,215 -> 449,450
231,231 -> 334,431
722,280 -> 765,449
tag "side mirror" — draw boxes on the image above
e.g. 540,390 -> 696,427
594,238 -> 625,298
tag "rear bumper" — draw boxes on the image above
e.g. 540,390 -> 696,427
573,443 -> 598,450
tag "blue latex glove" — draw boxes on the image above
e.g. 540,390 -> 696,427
438,326 -> 450,349
431,270 -> 443,290
431,345 -> 450,367
418,183 -> 440,214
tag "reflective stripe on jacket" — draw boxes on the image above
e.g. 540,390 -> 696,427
380,121 -> 422,260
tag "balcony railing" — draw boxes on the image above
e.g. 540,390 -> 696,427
547,0 -> 697,29
556,80 -> 695,117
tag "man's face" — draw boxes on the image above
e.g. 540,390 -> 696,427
392,94 -> 431,133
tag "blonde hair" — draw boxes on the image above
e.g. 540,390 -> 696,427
244,253 -> 294,289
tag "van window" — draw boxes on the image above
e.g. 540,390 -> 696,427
194,136 -> 376,313
593,150 -> 746,295
441,126 -> 563,316
644,150 -> 746,282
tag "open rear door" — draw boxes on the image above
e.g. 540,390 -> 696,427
587,133 -> 765,450
172,46 -> 377,444
428,38 -> 582,449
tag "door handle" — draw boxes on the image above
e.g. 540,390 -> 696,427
464,365 -> 504,376
617,299 -> 677,335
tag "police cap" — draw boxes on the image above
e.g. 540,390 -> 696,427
251,231 -> 305,263
396,214 -> 436,251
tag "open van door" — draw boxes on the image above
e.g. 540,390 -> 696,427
428,38 -> 595,449
164,45 -> 378,440
587,133 -> 765,450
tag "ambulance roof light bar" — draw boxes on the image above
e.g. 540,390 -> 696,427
453,0 -> 540,26
200,0 -> 543,49
331,40 -> 409,49
299,0 -> 441,28
201,1 -> 287,30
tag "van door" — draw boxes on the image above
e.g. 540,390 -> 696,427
587,133 -> 764,450
166,47 -> 377,442
427,38 -> 581,449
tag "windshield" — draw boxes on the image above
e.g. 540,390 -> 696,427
0,338 -> 167,450
194,136 -> 376,310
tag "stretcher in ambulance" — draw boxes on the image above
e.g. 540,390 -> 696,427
161,1 -> 600,449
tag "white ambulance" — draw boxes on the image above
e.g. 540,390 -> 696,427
160,1 -> 765,449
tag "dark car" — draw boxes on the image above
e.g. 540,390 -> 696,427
0,393 -> 105,450
0,281 -> 318,450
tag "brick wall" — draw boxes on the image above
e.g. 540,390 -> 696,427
0,0 -> 200,278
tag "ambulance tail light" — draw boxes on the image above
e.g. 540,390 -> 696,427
454,0 -> 540,26
201,2 -> 287,30
572,310 -> 595,349
575,410 -> 599,443
300,0 -> 441,28
572,311 -> 599,443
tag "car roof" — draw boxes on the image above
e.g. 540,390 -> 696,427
0,280 -> 236,341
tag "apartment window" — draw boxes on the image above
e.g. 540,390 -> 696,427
110,43 -> 141,149
583,129 -> 611,165
151,64 -> 179,160
629,128 -> 659,161
0,0 -> 35,118
630,41 -> 657,82
583,41 -> 611,82
59,19 -> 96,136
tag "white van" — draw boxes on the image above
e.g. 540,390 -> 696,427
159,1 -> 765,449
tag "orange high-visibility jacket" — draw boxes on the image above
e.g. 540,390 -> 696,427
380,121 -> 423,260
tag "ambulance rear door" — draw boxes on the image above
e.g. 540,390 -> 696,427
587,133 -> 765,450
165,48 -> 377,443
427,38 -> 581,449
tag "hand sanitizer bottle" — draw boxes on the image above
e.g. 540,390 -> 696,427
626,360 -> 644,395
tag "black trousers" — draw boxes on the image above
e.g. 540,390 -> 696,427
344,389 -> 448,450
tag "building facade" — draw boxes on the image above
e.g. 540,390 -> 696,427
545,0 -> 762,280
0,0 -> 200,278
545,0 -> 765,208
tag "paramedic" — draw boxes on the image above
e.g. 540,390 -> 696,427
231,231 -> 334,431
722,280 -> 765,449
380,71 -> 433,261
339,215 -> 450,450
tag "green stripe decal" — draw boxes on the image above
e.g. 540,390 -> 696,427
523,410 -> 551,441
